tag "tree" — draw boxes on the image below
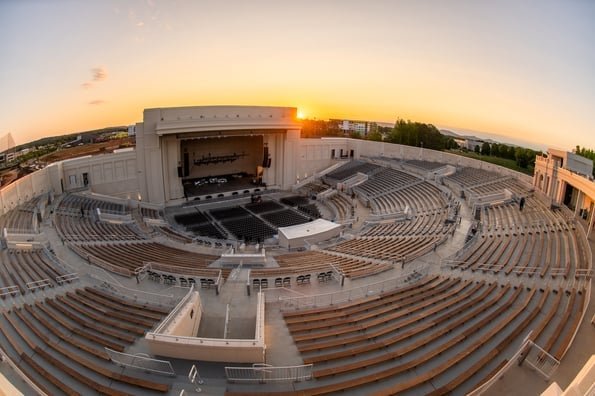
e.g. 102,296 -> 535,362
367,130 -> 383,142
349,131 -> 363,140
474,145 -> 480,154
481,142 -> 491,156
575,145 -> 595,177
386,118 -> 448,150
490,143 -> 500,157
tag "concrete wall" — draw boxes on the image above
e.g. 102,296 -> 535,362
0,166 -> 53,216
137,105 -> 301,204
146,291 -> 265,363
158,292 -> 201,337
290,138 -> 534,189
62,151 -> 139,199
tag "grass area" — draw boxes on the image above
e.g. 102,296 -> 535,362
447,150 -> 534,176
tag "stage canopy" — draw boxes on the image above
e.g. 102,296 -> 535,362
278,219 -> 342,249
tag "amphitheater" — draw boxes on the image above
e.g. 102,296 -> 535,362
0,105 -> 593,395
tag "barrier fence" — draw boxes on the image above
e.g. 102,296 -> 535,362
279,266 -> 428,310
105,348 -> 175,376
225,363 -> 313,383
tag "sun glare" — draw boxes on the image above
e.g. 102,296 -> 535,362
297,110 -> 305,119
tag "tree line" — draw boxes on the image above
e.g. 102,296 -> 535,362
575,145 -> 595,177
300,117 -> 540,170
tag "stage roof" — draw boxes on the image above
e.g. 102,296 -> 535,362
278,218 -> 341,241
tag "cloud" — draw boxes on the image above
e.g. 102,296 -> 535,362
92,67 -> 108,82
81,67 -> 108,90
88,100 -> 106,106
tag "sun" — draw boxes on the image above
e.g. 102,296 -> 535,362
296,109 -> 305,119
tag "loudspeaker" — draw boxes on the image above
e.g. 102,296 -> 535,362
183,152 -> 189,176
177,166 -> 183,178
263,147 -> 269,167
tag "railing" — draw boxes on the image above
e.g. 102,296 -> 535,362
105,348 -> 175,376
254,292 -> 265,342
0,285 -> 20,298
445,230 -> 480,262
87,266 -> 178,307
42,247 -> 77,272
261,287 -> 306,303
467,331 -> 534,395
87,253 -> 133,277
225,363 -> 313,383
559,269 -> 591,361
215,270 -> 224,294
522,340 -> 560,379
4,227 -> 37,235
26,279 -> 51,292
153,285 -> 195,334
279,266 -> 428,310
56,273 -> 79,285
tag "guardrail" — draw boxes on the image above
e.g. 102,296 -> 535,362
42,247 -> 77,272
105,348 -> 175,376
467,331 -> 534,395
0,285 -> 20,298
279,266 -> 428,310
225,363 -> 313,383
26,279 -> 51,292
56,273 -> 79,285
87,266 -> 177,307
153,285 -> 195,334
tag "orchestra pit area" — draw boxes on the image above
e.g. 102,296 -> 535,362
0,157 -> 592,396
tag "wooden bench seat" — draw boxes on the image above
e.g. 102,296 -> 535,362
312,284 -> 510,378
295,279 -> 469,347
1,317 -> 76,395
46,298 -> 136,343
1,312 -> 82,395
21,305 -> 109,360
553,289 -> 585,360
35,301 -> 126,351
77,288 -> 164,321
530,288 -> 562,343
371,288 -> 535,395
67,291 -> 156,328
291,278 -> 460,337
10,308 -> 170,393
283,275 -> 440,323
542,289 -> 576,354
57,294 -> 146,335
305,282 -> 497,365
427,288 -> 548,394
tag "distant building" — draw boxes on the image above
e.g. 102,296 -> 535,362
128,125 -> 136,136
0,132 -> 16,164
456,138 -> 483,151
329,119 -> 377,137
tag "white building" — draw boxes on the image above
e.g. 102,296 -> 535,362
533,148 -> 595,236
330,118 -> 375,136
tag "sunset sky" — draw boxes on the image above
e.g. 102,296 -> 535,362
1,0 -> 593,150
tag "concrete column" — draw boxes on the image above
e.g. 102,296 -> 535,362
587,208 -> 594,239
574,190 -> 583,217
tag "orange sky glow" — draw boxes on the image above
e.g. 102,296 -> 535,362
1,1 -> 593,152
